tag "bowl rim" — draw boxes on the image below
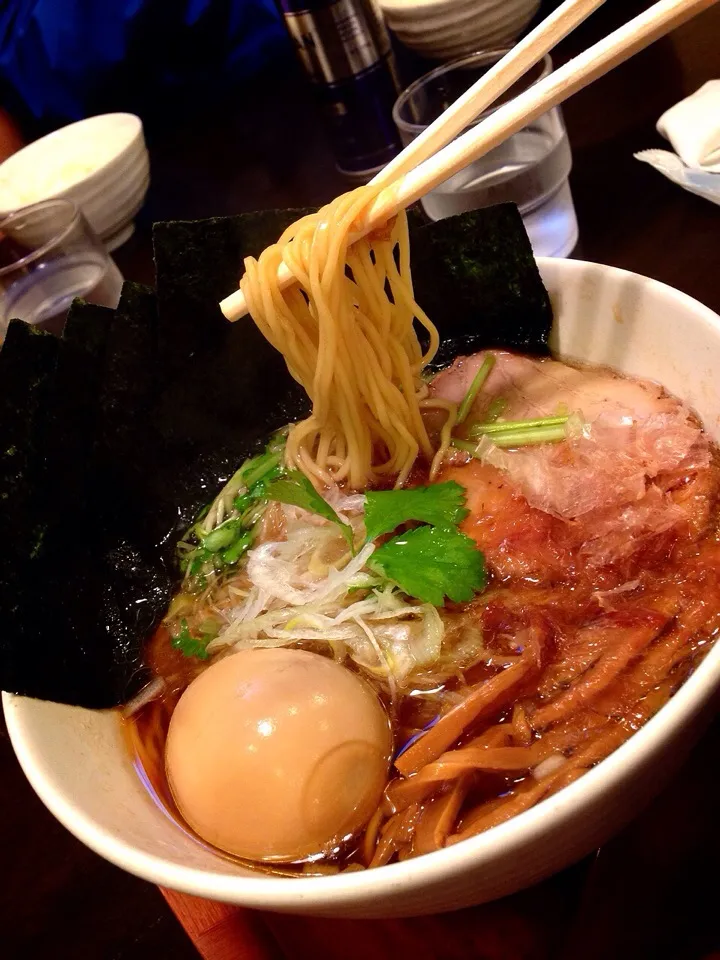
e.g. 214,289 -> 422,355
379,0 -> 535,17
5,257 -> 720,908
386,1 -> 536,31
0,113 -> 145,212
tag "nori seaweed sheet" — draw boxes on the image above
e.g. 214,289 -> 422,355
411,205 -> 552,366
0,203 -> 551,708
151,209 -> 314,532
0,322 -> 59,576
0,302 -> 133,706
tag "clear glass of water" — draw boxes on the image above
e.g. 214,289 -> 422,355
393,51 -> 579,258
0,198 -> 123,338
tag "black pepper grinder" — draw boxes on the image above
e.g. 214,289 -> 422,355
277,0 -> 403,180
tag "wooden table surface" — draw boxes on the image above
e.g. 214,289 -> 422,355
1,2 -> 719,958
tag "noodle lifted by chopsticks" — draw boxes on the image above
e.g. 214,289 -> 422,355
240,186 -> 440,489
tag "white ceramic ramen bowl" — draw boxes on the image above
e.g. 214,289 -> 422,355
4,257 -> 720,918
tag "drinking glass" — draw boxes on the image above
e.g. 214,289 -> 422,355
393,51 -> 579,258
0,198 -> 123,337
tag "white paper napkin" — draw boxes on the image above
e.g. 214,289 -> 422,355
659,80 -> 720,171
634,80 -> 720,206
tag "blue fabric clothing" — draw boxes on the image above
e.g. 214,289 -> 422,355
0,0 -> 289,128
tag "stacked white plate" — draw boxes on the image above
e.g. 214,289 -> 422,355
379,0 -> 540,60
0,114 -> 149,252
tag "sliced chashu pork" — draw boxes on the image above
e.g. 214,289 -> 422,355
432,351 -> 716,576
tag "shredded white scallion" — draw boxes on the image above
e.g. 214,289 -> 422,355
203,506 -> 447,686
353,614 -> 398,713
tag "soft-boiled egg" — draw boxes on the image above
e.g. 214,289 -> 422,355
165,647 -> 392,862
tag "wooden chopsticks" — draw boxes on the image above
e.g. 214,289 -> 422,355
373,0 -> 607,187
220,0 -> 719,322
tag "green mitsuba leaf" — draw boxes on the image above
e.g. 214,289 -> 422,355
363,481 -> 469,542
368,525 -> 486,606
265,470 -> 354,549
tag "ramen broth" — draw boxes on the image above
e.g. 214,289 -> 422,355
125,351 -> 720,873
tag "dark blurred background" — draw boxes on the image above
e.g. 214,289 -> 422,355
0,0 -> 290,136
1,0 -> 700,241
0,0 -> 659,160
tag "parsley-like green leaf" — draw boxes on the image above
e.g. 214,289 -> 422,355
171,619 -> 211,660
363,481 -> 469,542
265,470 -> 354,549
367,526 -> 485,606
